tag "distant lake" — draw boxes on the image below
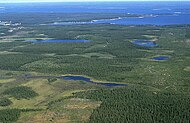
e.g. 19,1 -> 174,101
48,14 -> 190,26
62,76 -> 128,87
1,2 -> 190,25
132,40 -> 158,47
26,39 -> 90,43
152,56 -> 170,61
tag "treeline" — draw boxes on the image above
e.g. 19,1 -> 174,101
74,86 -> 190,123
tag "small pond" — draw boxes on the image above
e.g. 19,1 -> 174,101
26,39 -> 90,43
152,56 -> 170,61
61,76 -> 128,87
132,40 -> 158,47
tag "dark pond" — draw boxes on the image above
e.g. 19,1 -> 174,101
152,56 -> 169,61
61,76 -> 128,87
132,40 -> 158,47
27,39 -> 90,43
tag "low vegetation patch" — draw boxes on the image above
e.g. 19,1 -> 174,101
0,98 -> 12,106
47,78 -> 57,83
184,66 -> 190,71
0,79 -> 15,84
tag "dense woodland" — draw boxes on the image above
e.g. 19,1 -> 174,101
0,109 -> 21,123
0,109 -> 41,123
0,13 -> 190,122
75,86 -> 190,123
3,86 -> 38,99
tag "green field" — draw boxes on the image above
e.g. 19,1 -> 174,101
0,13 -> 190,122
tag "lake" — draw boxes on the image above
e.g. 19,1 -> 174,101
152,56 -> 170,61
26,39 -> 90,43
132,40 -> 158,47
1,2 -> 190,25
21,74 -> 127,87
61,76 -> 128,87
49,14 -> 190,26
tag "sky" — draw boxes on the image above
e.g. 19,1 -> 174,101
0,0 -> 189,3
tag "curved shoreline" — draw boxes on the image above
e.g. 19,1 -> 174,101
60,74 -> 128,84
21,73 -> 128,87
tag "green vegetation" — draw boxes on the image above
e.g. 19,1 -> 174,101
0,109 -> 41,123
47,97 -> 101,122
47,78 -> 57,83
3,86 -> 38,99
0,13 -> 190,122
74,86 -> 190,123
0,54 -> 44,70
0,109 -> 21,123
0,98 -> 12,107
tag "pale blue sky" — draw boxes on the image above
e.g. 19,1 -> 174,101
0,0 -> 189,3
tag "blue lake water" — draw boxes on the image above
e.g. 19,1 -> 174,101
62,76 -> 128,87
1,2 -> 190,25
26,39 -> 90,43
49,14 -> 190,26
132,40 -> 158,47
152,56 -> 170,61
